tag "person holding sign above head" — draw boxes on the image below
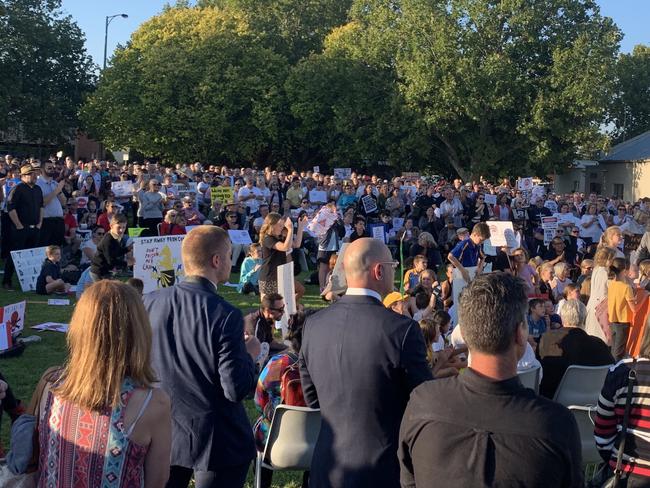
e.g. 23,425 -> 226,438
3,163 -> 43,290
258,213 -> 294,298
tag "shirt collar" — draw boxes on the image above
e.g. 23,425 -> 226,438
461,368 -> 523,395
345,287 -> 382,302
184,275 -> 219,294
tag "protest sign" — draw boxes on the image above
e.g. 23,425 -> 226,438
392,217 -> 404,230
76,229 -> 92,244
307,206 -> 338,238
333,168 -> 352,180
402,172 -> 420,179
487,221 -> 518,248
520,189 -> 532,208
10,247 -> 47,292
0,301 -> 26,350
211,186 -> 234,204
361,195 -> 378,214
328,243 -> 348,293
483,194 -> 497,206
541,216 -> 558,245
309,190 -> 327,204
128,227 -> 147,238
175,183 -> 197,200
277,262 -> 296,338
517,177 -> 533,191
133,235 -> 185,294
512,208 -> 527,220
47,299 -> 70,306
228,230 -> 252,246
76,196 -> 88,209
111,181 -> 134,198
313,166 -> 320,174
371,225 -> 386,242
32,322 -> 68,333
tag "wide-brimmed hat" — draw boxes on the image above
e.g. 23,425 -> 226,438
20,164 -> 36,176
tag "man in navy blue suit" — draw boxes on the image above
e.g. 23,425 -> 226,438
299,237 -> 433,488
144,226 -> 261,488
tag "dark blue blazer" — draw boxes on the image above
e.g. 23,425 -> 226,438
143,276 -> 256,470
299,294 -> 433,488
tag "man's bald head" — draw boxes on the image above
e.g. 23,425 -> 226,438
182,226 -> 230,276
344,238 -> 394,296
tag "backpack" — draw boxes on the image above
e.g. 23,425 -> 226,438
280,355 -> 306,407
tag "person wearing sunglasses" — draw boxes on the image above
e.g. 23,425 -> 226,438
243,292 -> 287,355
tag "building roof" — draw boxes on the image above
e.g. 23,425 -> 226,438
601,130 -> 650,163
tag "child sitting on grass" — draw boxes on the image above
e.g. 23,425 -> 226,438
36,245 -> 71,295
238,243 -> 262,295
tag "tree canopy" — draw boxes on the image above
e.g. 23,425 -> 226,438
81,0 -> 641,177
609,44 -> 650,144
0,0 -> 95,144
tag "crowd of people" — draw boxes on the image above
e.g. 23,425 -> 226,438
1,154 -> 650,487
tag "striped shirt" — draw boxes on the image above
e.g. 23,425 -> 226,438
594,357 -> 650,478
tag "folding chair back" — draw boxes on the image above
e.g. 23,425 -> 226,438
517,366 -> 541,394
553,365 -> 611,407
263,405 -> 321,471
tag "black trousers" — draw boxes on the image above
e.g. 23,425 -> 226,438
39,217 -> 65,247
3,227 -> 40,285
1,212 -> 13,258
139,217 -> 162,237
166,464 -> 250,488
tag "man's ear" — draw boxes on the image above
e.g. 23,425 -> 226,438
211,253 -> 220,269
515,321 -> 528,347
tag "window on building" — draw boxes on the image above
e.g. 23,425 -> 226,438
613,184 -> 624,199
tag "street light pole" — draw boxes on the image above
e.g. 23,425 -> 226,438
103,13 -> 128,70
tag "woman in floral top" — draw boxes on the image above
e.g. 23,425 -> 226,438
254,311 -> 309,488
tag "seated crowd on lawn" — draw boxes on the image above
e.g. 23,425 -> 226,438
0,154 -> 650,487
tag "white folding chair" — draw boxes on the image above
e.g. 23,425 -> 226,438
553,365 -> 612,407
254,405 -> 321,488
568,405 -> 601,465
517,365 -> 541,394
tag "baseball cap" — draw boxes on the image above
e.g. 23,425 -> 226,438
383,292 -> 407,308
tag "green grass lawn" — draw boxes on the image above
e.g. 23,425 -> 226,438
0,272 -> 326,488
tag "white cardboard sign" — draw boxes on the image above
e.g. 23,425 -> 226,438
133,235 -> 185,294
10,247 -> 47,292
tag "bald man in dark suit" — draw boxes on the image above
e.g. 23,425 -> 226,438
299,238 -> 433,488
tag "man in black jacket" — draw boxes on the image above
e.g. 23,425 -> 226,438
399,273 -> 583,488
3,164 -> 43,289
144,226 -> 261,488
300,238 -> 432,488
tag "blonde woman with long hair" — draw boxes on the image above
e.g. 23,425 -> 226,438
584,246 -> 617,343
38,281 -> 171,488
599,225 -> 625,258
258,212 -> 293,297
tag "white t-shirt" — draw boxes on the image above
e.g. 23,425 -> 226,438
238,186 -> 263,213
580,214 -> 604,242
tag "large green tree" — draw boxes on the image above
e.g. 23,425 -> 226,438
610,44 -> 650,144
335,0 -> 621,179
81,6 -> 289,163
0,0 -> 94,144
284,31 -> 436,170
198,0 -> 352,63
